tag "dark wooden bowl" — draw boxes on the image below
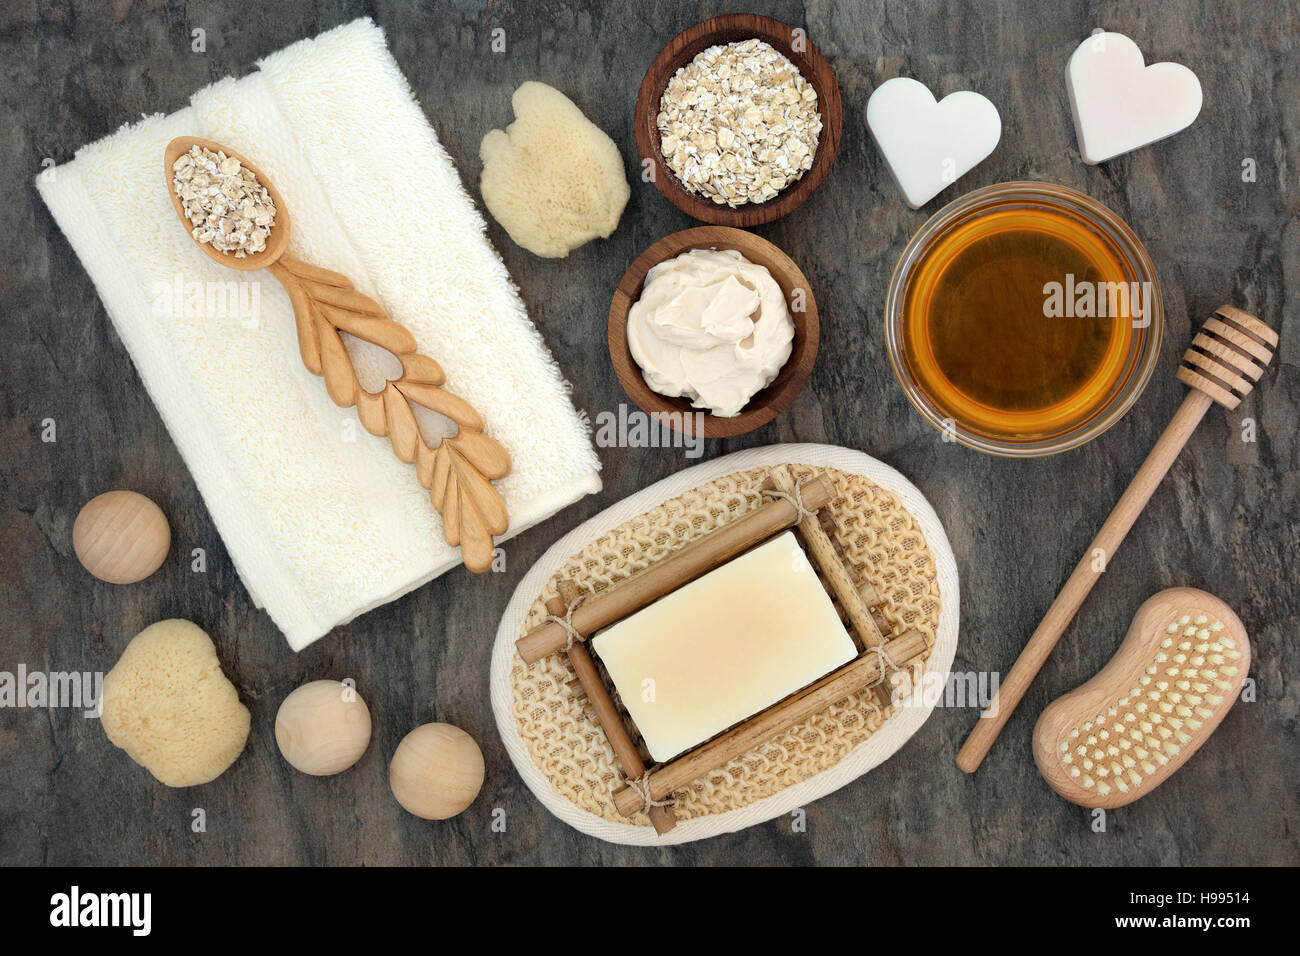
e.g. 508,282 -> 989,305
608,226 -> 819,438
634,14 -> 843,227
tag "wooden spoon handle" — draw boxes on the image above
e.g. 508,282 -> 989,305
268,255 -> 510,573
956,390 -> 1214,773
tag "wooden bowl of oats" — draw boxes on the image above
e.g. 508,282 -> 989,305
635,14 -> 843,227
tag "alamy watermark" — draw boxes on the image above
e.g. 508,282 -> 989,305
891,666 -> 1001,714
0,666 -> 102,717
50,886 -> 150,936
1042,275 -> 1154,327
593,404 -> 705,458
150,275 -> 263,328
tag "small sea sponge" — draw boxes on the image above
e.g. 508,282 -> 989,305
100,619 -> 250,787
480,81 -> 630,258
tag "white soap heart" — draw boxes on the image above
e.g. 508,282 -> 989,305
1067,31 -> 1202,165
866,77 -> 1001,209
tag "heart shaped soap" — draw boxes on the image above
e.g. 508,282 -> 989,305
866,77 -> 1001,209
1034,588 -> 1249,809
1067,31 -> 1202,164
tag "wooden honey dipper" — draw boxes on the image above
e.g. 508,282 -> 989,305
163,137 -> 510,573
957,305 -> 1277,773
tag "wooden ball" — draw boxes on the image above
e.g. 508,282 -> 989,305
388,723 -> 484,820
275,680 -> 371,776
72,491 -> 170,584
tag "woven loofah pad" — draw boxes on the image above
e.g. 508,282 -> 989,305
499,451 -> 948,839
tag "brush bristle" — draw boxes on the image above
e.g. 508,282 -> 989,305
1054,612 -> 1242,798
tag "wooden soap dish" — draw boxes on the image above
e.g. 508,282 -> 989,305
635,14 -> 843,226
514,466 -> 928,835
607,226 -> 820,439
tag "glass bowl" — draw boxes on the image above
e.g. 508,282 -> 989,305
884,181 -> 1163,457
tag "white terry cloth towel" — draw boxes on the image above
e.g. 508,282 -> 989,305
38,18 -> 602,650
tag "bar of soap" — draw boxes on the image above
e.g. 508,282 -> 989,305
865,77 -> 1001,209
1066,32 -> 1202,165
592,532 -> 856,762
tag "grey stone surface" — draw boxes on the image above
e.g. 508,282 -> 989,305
1,0 -> 1296,865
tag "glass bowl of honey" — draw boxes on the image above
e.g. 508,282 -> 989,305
885,181 -> 1162,456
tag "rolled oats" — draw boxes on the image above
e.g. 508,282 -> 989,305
657,38 -> 822,207
172,145 -> 277,257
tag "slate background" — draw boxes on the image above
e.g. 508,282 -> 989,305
1,0 -> 1296,865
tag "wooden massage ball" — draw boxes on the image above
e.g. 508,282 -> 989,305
275,680 -> 372,775
388,723 -> 485,820
72,490 -> 170,584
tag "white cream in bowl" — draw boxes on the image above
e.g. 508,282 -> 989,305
627,248 -> 794,417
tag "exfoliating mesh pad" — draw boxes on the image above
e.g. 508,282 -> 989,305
489,444 -> 960,845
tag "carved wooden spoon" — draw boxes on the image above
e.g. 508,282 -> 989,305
163,136 -> 510,573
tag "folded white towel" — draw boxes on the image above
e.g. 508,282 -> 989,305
38,18 -> 601,650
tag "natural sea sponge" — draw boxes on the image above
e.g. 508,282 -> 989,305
100,619 -> 250,787
480,81 -> 630,258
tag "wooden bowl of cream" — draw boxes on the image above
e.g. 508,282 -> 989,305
608,226 -> 819,438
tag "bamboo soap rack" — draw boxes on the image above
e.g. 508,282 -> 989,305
514,465 -> 929,835
163,136 -> 510,573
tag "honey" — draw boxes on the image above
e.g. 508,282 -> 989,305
888,183 -> 1161,454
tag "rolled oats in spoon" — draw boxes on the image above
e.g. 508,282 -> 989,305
171,144 -> 276,257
